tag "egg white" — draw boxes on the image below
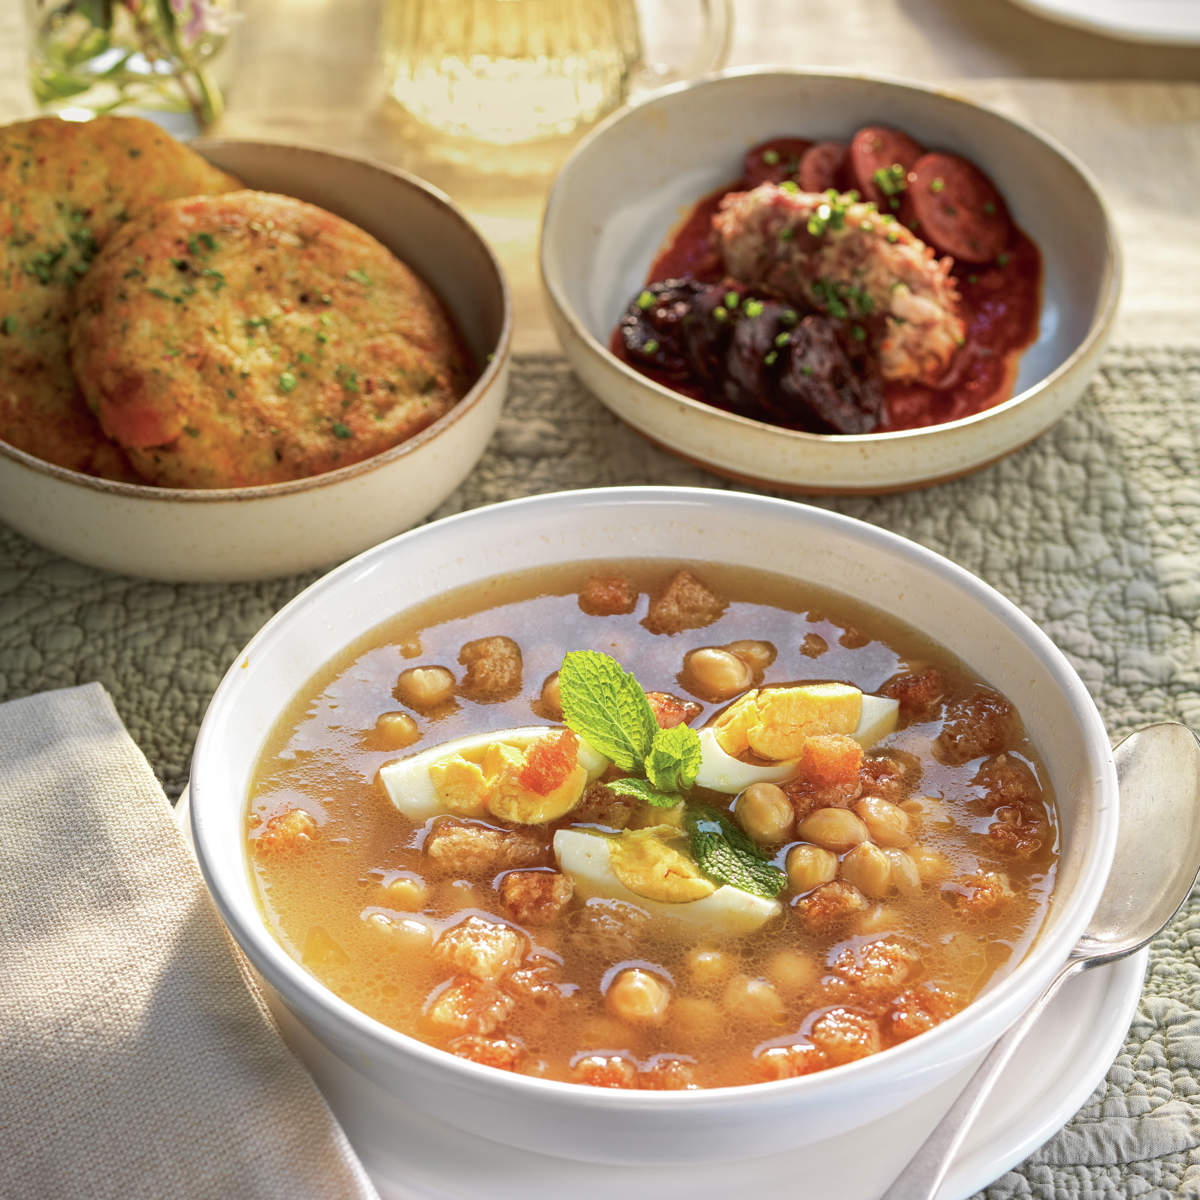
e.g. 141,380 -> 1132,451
553,828 -> 782,934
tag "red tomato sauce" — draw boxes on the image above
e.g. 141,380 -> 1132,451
611,160 -> 1042,435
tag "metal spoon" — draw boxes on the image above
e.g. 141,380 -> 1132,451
881,721 -> 1200,1200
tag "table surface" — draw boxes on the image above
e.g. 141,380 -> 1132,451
4,0 -> 1200,354
3,4 -> 1200,1200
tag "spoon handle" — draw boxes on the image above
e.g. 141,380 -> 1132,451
878,957 -> 1086,1200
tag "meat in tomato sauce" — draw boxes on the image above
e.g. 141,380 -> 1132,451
612,126 -> 1042,435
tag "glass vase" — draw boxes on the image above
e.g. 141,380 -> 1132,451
24,0 -> 236,138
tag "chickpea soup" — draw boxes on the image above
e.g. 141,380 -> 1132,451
247,561 -> 1058,1089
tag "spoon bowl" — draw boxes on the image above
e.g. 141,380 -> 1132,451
883,721 -> 1200,1200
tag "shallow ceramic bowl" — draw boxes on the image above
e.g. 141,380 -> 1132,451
540,69 -> 1120,492
0,140 -> 511,582
190,486 -> 1118,1166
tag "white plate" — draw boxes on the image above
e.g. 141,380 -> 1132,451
1008,0 -> 1200,44
175,788 -> 1144,1199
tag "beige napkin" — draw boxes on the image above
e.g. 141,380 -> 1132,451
0,683 -> 379,1200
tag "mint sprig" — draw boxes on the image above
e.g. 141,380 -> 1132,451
686,805 -> 787,899
558,650 -> 658,772
645,724 -> 701,794
606,777 -> 681,808
559,650 -> 699,808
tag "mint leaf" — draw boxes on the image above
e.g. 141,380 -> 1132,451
645,724 -> 702,793
559,650 -> 658,773
686,805 -> 787,899
607,777 -> 682,808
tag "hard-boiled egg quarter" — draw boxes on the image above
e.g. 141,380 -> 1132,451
553,828 -> 782,934
379,727 -> 609,823
694,688 -> 900,793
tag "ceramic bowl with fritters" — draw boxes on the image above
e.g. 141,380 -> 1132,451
0,139 -> 510,582
540,69 -> 1120,493
189,486 -> 1118,1185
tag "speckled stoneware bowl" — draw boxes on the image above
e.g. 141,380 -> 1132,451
190,487 -> 1118,1170
0,140 -> 511,582
540,69 -> 1120,493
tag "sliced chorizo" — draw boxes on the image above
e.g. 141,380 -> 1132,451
797,141 -> 848,194
742,136 -> 813,188
848,125 -> 924,208
905,152 -> 1011,263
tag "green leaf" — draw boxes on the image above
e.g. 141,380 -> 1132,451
32,71 -> 96,102
645,724 -> 702,793
606,777 -> 682,809
686,805 -> 787,899
559,650 -> 658,773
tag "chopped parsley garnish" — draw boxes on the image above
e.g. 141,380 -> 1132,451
346,268 -> 372,286
930,177 -> 945,193
806,193 -> 850,238
642,339 -> 659,354
0,316 -> 14,335
636,289 -> 654,310
331,422 -> 352,439
742,298 -> 764,319
996,252 -> 1011,267
761,149 -> 780,165
873,163 -> 907,209
278,371 -> 297,393
724,290 -> 740,309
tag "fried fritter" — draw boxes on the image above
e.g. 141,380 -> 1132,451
69,190 -> 474,488
0,116 -> 240,476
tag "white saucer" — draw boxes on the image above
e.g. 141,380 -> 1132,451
176,788 -> 1144,1200
1008,0 -> 1200,44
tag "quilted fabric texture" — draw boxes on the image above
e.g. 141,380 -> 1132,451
1,346 -> 1198,1196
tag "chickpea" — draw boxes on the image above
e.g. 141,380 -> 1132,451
796,807 -> 869,852
382,873 -> 427,911
364,912 -> 433,951
721,975 -> 786,1025
855,796 -> 913,847
840,842 -> 892,899
909,842 -> 953,883
539,671 -> 563,720
765,949 -> 820,996
606,968 -> 671,1027
855,903 -> 901,936
439,878 -> 479,909
944,931 -> 987,977
737,782 -> 793,845
683,647 -> 753,701
375,711 -> 420,748
580,1014 -> 631,1047
685,948 -> 735,989
785,843 -> 838,893
724,639 -> 776,673
671,996 -> 722,1043
883,847 -> 922,895
396,665 -> 455,712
